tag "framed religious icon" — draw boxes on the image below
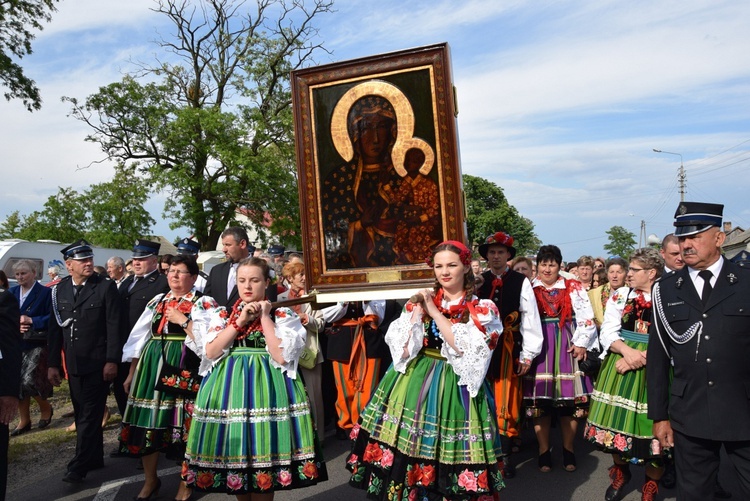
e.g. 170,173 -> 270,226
291,42 -> 465,301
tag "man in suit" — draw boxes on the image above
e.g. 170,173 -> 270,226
0,288 -> 21,501
204,227 -> 255,307
648,202 -> 750,500
48,240 -> 121,483
476,231 -> 542,478
115,240 -> 169,420
106,256 -> 128,290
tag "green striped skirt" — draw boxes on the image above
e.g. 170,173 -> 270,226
585,329 -> 666,463
347,348 -> 504,500
119,335 -> 191,459
183,347 -> 327,494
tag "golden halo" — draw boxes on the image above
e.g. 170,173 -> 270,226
330,80 -> 435,177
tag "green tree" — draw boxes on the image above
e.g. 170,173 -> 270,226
603,225 -> 637,259
0,0 -> 59,111
84,164 -> 156,248
16,187 -> 87,242
0,210 -> 23,238
64,0 -> 333,249
463,174 -> 541,256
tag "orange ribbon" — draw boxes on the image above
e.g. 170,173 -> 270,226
334,314 -> 379,392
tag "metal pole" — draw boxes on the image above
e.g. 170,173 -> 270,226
652,149 -> 685,201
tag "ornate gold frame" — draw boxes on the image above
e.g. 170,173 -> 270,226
291,43 -> 465,300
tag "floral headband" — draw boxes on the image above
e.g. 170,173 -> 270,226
426,240 -> 472,267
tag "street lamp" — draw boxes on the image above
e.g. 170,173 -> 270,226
652,149 -> 686,201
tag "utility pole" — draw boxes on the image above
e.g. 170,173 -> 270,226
653,149 -> 686,201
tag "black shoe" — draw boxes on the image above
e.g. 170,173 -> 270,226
135,478 -> 161,501
562,448 -> 577,472
62,471 -> 85,484
605,464 -> 631,501
38,408 -> 54,429
10,423 -> 31,436
715,480 -> 732,499
661,460 -> 676,489
336,427 -> 349,440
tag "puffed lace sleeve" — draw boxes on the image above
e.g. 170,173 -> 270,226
266,307 -> 307,379
385,303 -> 425,373
442,299 -> 503,398
598,287 -> 629,355
568,281 -> 599,350
194,303 -> 231,376
121,293 -> 164,362
185,295 -> 222,359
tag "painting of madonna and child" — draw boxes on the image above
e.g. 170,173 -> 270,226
292,43 -> 465,294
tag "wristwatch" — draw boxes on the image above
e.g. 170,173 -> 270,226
180,318 -> 190,329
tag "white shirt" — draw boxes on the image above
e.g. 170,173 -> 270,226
687,256 -> 724,300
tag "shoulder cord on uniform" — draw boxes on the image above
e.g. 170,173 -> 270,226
652,281 -> 702,361
51,283 -> 73,328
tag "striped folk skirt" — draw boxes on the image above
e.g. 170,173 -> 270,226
347,348 -> 505,501
183,347 -> 327,494
585,329 -> 667,464
523,317 -> 593,416
119,335 -> 192,459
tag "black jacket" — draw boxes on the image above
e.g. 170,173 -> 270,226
48,274 -> 121,376
119,270 -> 169,345
0,289 -> 21,398
647,259 -> 750,441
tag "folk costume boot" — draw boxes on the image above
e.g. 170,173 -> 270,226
641,476 -> 659,501
605,463 -> 632,501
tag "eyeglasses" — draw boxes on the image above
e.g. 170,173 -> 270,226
627,266 -> 650,273
167,269 -> 192,276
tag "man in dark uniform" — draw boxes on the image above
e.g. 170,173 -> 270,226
648,202 -> 750,500
476,231 -> 542,478
114,239 -> 169,423
48,240 -> 121,483
204,227 -> 256,307
0,287 -> 21,500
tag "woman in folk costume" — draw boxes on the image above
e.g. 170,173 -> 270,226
347,241 -> 505,500
183,257 -> 327,500
119,255 -> 219,501
523,245 -> 598,473
585,248 -> 667,501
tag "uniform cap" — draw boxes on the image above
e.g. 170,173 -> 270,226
61,240 -> 94,260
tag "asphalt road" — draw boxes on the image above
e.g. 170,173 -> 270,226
7,424 -> 741,501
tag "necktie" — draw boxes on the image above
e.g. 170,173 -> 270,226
73,284 -> 84,300
128,276 -> 141,292
227,263 -> 237,300
698,270 -> 713,307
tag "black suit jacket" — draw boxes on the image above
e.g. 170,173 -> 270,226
119,270 -> 169,343
0,289 -> 21,398
204,261 -> 238,308
647,259 -> 750,441
48,275 -> 122,376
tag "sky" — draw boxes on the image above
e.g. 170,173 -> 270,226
2,0 -> 750,261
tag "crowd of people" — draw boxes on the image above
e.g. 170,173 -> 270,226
1,200 -> 748,501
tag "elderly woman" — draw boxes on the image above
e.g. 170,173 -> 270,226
278,261 -> 326,441
9,260 -> 53,436
589,257 -> 629,329
585,248 -> 666,501
347,241 -> 505,500
512,255 -> 535,280
46,262 -> 65,287
523,245 -> 598,473
119,255 -> 220,501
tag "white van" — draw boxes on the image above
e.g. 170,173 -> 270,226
0,239 -> 132,285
